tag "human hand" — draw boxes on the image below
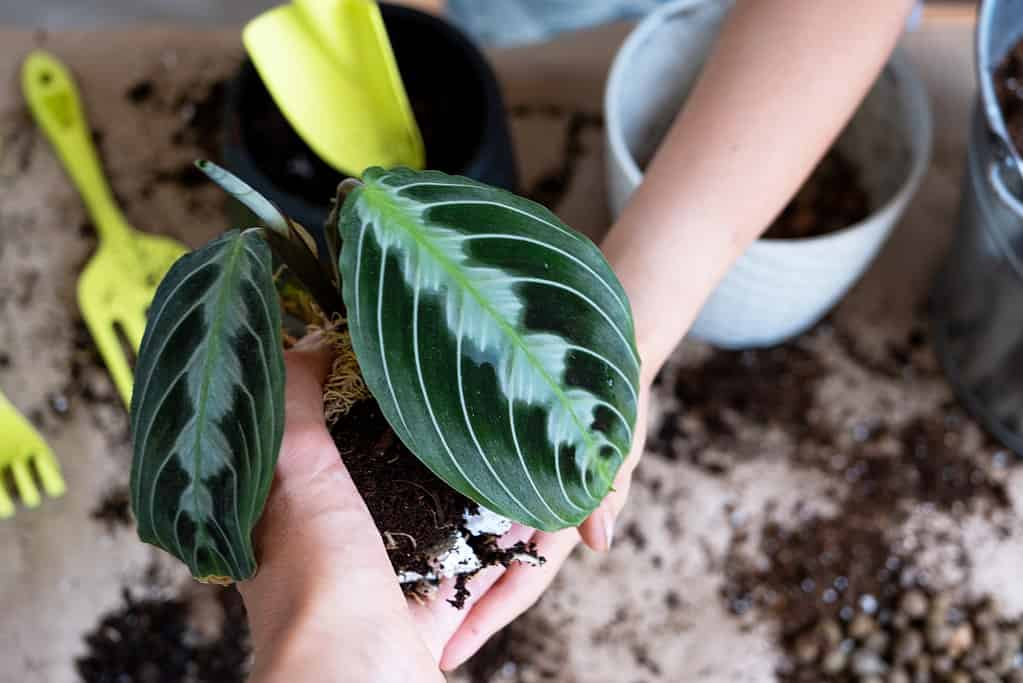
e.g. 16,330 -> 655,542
239,336 -> 650,677
239,337 -> 520,682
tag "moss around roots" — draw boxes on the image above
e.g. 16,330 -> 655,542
319,322 -> 372,425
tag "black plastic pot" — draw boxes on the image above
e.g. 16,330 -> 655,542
221,2 -> 519,238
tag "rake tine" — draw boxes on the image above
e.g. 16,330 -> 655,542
0,479 -> 14,519
84,314 -> 135,408
123,315 -> 147,354
9,459 -> 40,509
31,451 -> 66,498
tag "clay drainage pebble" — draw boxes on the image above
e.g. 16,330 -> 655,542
783,592 -> 1023,682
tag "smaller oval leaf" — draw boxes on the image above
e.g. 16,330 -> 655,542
339,168 -> 640,532
130,230 -> 285,582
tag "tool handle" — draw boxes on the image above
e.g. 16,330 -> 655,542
22,50 -> 130,246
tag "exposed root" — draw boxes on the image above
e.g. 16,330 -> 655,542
408,581 -> 438,605
197,575 -> 234,587
396,479 -> 445,528
316,318 -> 372,425
383,531 -> 419,550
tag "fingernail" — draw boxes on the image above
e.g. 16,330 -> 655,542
602,510 -> 615,551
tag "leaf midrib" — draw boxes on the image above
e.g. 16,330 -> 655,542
189,234 -> 247,564
360,182 -> 599,465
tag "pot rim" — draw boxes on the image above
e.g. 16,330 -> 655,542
604,0 -> 934,248
223,1 -> 507,215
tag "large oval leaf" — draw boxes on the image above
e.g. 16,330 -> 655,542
339,167 -> 640,531
130,230 -> 285,582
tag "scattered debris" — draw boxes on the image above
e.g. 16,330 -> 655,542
91,486 -> 132,531
76,585 -> 251,683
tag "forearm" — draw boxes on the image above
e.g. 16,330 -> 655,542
603,0 -> 915,377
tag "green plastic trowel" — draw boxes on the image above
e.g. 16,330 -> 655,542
245,0 -> 425,176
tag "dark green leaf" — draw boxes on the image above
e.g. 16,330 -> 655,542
339,168 -> 640,531
130,229 -> 285,582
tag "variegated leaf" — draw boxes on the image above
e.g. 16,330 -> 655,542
130,230 -> 285,582
339,167 -> 640,531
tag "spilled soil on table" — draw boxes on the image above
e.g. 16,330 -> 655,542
650,324 -> 1018,681
77,583 -> 251,683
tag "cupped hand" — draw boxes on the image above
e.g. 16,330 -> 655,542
240,337 -> 521,681
238,335 -> 652,677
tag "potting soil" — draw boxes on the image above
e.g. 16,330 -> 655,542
996,37 -> 1023,159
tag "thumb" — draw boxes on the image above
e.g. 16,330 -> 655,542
238,338 -> 409,648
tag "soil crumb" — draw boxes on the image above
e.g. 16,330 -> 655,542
91,486 -> 132,531
996,37 -> 1023,157
76,586 -> 250,682
764,149 -> 871,240
126,80 -> 155,104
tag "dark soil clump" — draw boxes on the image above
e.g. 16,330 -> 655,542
332,399 -> 541,604
996,37 -> 1023,157
126,80 -> 155,104
76,586 -> 251,683
91,486 -> 132,531
763,149 -> 871,240
332,400 -> 471,578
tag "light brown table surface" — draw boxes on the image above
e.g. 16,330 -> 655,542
3,7 -> 1022,683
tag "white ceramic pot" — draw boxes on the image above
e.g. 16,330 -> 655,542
605,0 -> 933,349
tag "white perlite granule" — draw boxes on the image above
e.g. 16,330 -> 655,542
398,506 -> 515,585
463,505 -> 514,537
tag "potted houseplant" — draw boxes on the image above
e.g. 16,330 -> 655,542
128,161 -> 640,598
221,2 -> 519,242
604,0 -> 932,349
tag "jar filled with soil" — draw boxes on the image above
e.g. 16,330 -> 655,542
932,1 -> 1023,459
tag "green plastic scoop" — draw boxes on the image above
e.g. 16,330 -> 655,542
244,0 -> 425,176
